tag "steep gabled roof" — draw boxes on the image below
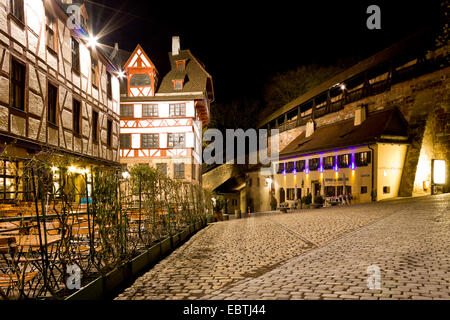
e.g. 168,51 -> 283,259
280,108 -> 409,158
123,44 -> 158,72
156,49 -> 214,98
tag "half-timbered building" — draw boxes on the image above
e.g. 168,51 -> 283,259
0,0 -> 121,202
119,37 -> 214,183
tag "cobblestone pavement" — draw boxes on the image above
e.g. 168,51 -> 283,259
116,194 -> 450,300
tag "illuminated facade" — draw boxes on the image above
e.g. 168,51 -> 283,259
0,0 -> 121,201
273,107 -> 409,204
119,37 -> 214,183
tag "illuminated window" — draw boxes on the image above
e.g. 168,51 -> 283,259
169,104 -> 185,116
324,156 -> 335,170
337,154 -> 351,168
142,105 -> 158,117
356,151 -> 371,167
285,162 -> 294,173
141,134 -> 159,148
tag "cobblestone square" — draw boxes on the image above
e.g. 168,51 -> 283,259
116,194 -> 450,300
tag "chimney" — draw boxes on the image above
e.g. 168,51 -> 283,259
172,36 -> 180,56
354,105 -> 367,126
305,119 -> 315,138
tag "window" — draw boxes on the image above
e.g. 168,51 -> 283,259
192,164 -> 196,180
107,72 -> 112,99
47,83 -> 58,125
71,37 -> 80,73
295,160 -> 305,172
156,163 -> 167,176
287,188 -> 295,200
141,134 -> 159,148
285,162 -> 294,173
73,99 -> 81,136
167,133 -> 185,148
10,0 -> 24,23
173,80 -> 183,90
107,119 -> 113,148
176,60 -> 186,71
11,59 -> 25,111
92,110 -> 99,142
91,57 -> 98,87
130,74 -> 151,87
308,158 -> 320,171
174,163 -> 185,179
142,105 -> 158,117
0,160 -> 29,201
337,154 -> 351,168
383,186 -> 391,194
120,105 -> 133,117
120,134 -> 131,148
325,186 -> 336,197
169,103 -> 185,116
361,186 -> 368,194
324,156 -> 335,170
276,163 -> 285,174
46,13 -> 57,53
355,151 -> 371,167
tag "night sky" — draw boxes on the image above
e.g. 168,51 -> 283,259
84,0 -> 441,103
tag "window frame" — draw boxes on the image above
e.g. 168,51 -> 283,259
172,79 -> 184,90
91,56 -> 99,88
337,154 -> 351,168
10,58 -> 26,112
169,103 -> 186,117
47,82 -> 58,127
175,60 -> 186,71
174,163 -> 185,179
9,0 -> 24,24
120,105 -> 134,118
308,158 -> 320,171
106,71 -> 112,99
167,133 -> 185,148
71,37 -> 80,74
46,12 -> 57,54
106,119 -> 113,148
323,156 -> 335,170
142,104 -> 158,117
120,134 -> 131,149
156,163 -> 167,176
92,110 -> 99,143
295,160 -> 305,172
141,133 -> 159,148
73,99 -> 82,137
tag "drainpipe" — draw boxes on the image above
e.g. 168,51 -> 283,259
368,144 -> 375,201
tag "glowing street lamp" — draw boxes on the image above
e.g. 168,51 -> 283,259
87,35 -> 98,48
118,70 -> 126,78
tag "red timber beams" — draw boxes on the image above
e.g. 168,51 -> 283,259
123,44 -> 158,97
121,118 -> 193,129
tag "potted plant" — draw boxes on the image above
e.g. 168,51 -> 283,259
301,193 -> 312,208
312,195 -> 324,208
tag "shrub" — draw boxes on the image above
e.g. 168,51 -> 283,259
302,193 -> 312,205
314,195 -> 324,205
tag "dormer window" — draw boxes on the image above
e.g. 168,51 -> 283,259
173,80 -> 183,90
176,60 -> 186,71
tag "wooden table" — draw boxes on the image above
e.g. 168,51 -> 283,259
16,235 -> 62,251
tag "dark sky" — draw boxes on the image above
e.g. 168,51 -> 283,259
84,0 -> 442,103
